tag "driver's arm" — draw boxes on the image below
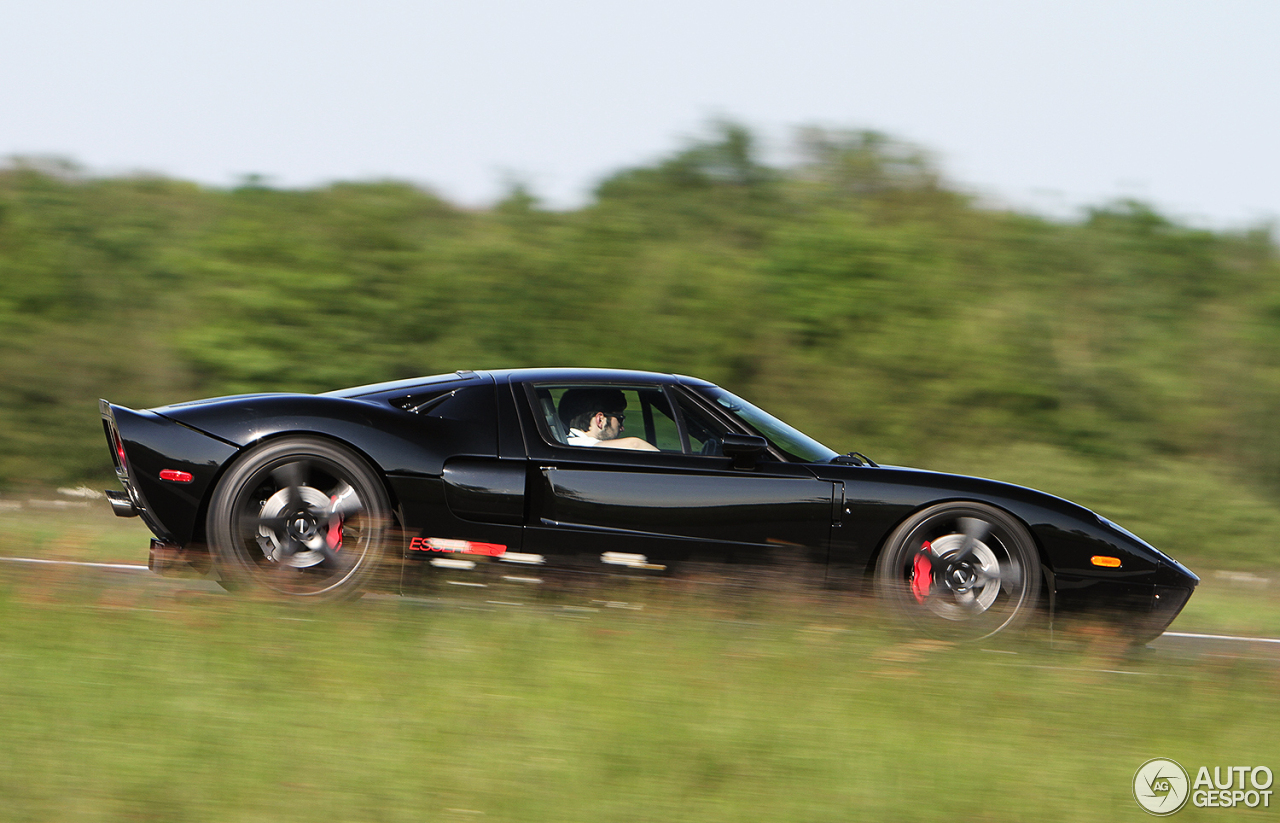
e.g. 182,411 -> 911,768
596,437 -> 659,451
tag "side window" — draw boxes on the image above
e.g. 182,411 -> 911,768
673,392 -> 732,456
532,384 -> 681,452
645,397 -> 682,451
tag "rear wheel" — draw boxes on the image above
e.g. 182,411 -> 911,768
207,437 -> 392,600
875,502 -> 1041,640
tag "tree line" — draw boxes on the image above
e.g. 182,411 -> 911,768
2,124 -> 1277,567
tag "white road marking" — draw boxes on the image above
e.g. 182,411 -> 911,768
0,556 -> 149,571
984,661 -> 1159,676
1161,631 -> 1280,645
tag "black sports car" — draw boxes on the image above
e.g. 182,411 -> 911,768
100,368 -> 1198,641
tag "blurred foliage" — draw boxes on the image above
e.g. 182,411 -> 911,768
2,125 -> 1279,553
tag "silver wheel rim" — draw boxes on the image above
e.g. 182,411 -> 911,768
230,454 -> 379,595
920,532 -> 1003,620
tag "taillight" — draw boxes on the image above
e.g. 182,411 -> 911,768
103,418 -> 128,475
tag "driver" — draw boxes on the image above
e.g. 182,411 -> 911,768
558,388 -> 658,451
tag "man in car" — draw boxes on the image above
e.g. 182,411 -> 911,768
558,388 -> 659,451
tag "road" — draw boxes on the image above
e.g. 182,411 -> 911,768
2,555 -> 1277,663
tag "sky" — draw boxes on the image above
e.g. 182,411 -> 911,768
2,0 -> 1277,228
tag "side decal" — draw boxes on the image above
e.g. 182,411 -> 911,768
409,537 -> 507,557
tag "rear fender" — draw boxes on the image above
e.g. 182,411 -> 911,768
102,401 -> 239,546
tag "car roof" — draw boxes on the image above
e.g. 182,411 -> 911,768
329,368 -> 714,398
485,367 -> 713,387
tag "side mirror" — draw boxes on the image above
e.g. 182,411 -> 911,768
721,433 -> 768,470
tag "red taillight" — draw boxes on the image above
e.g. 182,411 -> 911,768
159,469 -> 194,483
104,419 -> 128,473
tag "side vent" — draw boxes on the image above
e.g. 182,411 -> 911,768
392,389 -> 456,415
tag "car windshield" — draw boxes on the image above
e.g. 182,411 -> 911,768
699,387 -> 839,463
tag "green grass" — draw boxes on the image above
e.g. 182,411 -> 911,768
1174,573 -> 1280,636
0,501 -> 154,564
0,570 -> 1276,822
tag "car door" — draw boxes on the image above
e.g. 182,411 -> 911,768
515,379 -> 837,574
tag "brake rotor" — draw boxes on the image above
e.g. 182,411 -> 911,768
257,485 -> 334,567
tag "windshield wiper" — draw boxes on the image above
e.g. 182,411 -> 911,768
832,451 -> 878,467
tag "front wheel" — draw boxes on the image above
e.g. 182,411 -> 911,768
207,437 -> 393,600
875,502 -> 1042,640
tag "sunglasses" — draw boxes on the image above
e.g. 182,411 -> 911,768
601,411 -> 625,422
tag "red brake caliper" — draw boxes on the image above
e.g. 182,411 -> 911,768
911,541 -> 933,603
327,496 -> 343,551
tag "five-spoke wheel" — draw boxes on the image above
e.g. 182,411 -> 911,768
206,437 -> 392,599
875,502 -> 1042,639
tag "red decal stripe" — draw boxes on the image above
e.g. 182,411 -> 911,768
408,537 -> 507,556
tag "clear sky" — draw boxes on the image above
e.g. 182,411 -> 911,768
2,0 -> 1276,227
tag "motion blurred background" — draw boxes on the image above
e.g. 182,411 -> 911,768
3,124 -> 1279,572
1,4 -> 1279,820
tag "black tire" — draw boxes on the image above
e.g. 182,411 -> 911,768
207,437 -> 392,600
875,502 -> 1042,640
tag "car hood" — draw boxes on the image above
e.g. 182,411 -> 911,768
809,461 -> 1095,520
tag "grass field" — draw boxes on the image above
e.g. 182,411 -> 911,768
0,502 -> 1277,820
0,500 -> 151,565
0,562 -> 1276,822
